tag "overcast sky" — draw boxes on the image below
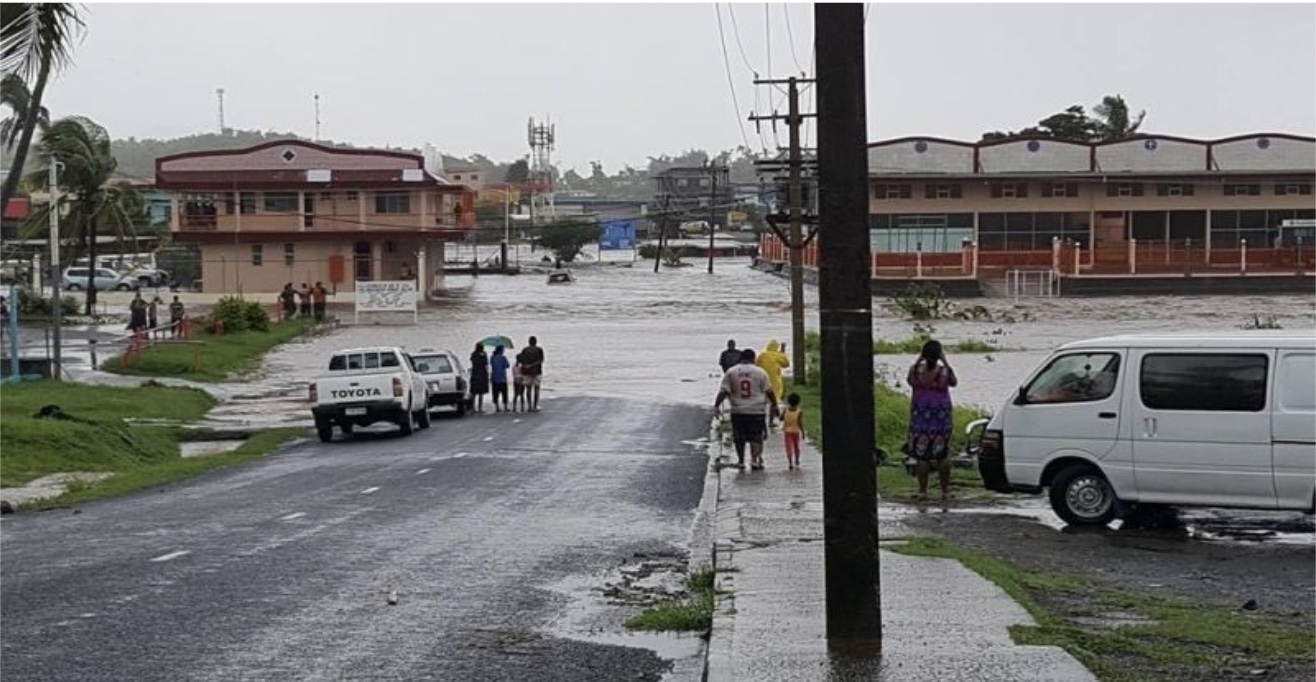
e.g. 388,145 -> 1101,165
41,2 -> 1316,173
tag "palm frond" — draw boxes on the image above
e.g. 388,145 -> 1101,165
0,3 -> 86,83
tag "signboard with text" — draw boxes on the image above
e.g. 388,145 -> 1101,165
354,280 -> 418,324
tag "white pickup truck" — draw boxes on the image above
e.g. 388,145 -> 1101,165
309,347 -> 430,442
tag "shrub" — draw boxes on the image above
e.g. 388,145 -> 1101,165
211,296 -> 270,333
15,288 -> 77,316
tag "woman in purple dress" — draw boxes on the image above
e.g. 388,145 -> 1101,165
906,339 -> 958,501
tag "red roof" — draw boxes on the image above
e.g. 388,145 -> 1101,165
155,169 -> 461,192
3,198 -> 30,220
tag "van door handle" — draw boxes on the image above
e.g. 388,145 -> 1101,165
1143,417 -> 1157,437
1098,412 -> 1117,419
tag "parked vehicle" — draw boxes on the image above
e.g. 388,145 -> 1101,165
60,267 -> 138,292
74,254 -> 171,287
977,331 -> 1316,526
309,347 -> 430,442
411,348 -> 472,416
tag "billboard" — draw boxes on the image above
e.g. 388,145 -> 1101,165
599,219 -> 637,250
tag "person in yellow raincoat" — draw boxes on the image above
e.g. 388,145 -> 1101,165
756,339 -> 790,426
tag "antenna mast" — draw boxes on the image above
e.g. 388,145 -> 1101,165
216,88 -> 226,134
314,93 -> 321,141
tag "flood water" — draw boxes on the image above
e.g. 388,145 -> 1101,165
228,256 -> 1313,427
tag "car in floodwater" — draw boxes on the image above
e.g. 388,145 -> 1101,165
977,331 -> 1316,526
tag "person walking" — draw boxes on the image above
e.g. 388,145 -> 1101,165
718,339 -> 741,373
168,295 -> 186,338
519,335 -> 545,412
906,339 -> 958,502
469,342 -> 490,413
781,393 -> 805,470
128,293 -> 148,333
489,344 -> 511,412
311,282 -> 328,321
755,339 -> 790,427
148,296 -> 162,338
714,348 -> 778,471
279,283 -> 297,321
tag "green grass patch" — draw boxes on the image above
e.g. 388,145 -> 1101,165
872,336 -> 997,355
108,316 -> 319,382
890,537 -> 1315,681
0,380 -> 304,508
625,566 -> 716,632
785,378 -> 989,500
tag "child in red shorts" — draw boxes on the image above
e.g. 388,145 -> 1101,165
782,393 -> 804,470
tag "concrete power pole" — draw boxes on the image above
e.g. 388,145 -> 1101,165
816,3 -> 879,649
751,77 -> 815,384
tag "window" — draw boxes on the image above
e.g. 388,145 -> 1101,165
874,183 -> 912,200
264,192 -> 298,213
1275,183 -> 1313,196
284,243 -> 295,266
924,184 -> 963,199
1041,182 -> 1079,198
251,244 -> 263,266
1156,184 -> 1195,197
239,192 -> 257,215
1024,353 -> 1121,404
989,183 -> 1029,199
453,174 -> 462,180
1106,183 -> 1144,197
1140,354 -> 1268,412
1224,184 -> 1261,197
345,191 -> 359,202
470,174 -> 479,181
412,355 -> 454,374
319,191 -> 335,201
375,192 -> 411,214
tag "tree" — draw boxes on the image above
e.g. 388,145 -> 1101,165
23,116 -> 145,314
1092,94 -> 1145,140
528,219 -> 600,263
0,3 -> 85,217
0,72 -> 47,150
1037,105 -> 1096,140
504,159 -> 530,183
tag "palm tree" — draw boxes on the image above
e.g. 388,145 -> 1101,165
22,116 -> 144,315
0,72 -> 48,149
0,3 -> 84,217
1093,94 -> 1147,141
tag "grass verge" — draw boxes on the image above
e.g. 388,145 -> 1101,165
804,330 -> 998,356
624,566 -> 716,632
0,380 -> 304,508
107,316 -> 319,382
889,537 -> 1314,681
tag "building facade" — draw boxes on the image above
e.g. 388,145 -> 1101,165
157,140 -> 475,293
864,133 -> 1315,272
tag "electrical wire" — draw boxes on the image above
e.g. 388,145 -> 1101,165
715,4 -> 754,152
725,3 -> 758,77
783,3 -> 805,76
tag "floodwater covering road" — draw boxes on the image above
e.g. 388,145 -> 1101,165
0,396 -> 710,681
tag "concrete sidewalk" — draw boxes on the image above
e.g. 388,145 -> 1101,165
704,429 -> 1097,681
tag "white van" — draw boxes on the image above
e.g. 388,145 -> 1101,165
977,331 -> 1316,526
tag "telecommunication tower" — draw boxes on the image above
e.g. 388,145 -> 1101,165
527,117 -> 556,222
216,88 -> 226,134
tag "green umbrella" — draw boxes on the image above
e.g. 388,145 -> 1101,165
479,335 -> 515,350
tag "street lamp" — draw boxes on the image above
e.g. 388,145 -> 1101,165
48,161 -> 64,379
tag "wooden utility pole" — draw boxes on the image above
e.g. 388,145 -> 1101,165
707,167 -> 717,273
653,193 -> 671,274
751,77 -> 815,384
815,3 -> 880,649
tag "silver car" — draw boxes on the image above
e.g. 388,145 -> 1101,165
61,267 -> 138,291
411,349 -> 472,417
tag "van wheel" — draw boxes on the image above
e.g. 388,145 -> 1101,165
397,410 -> 415,436
1049,464 -> 1117,526
418,408 -> 431,429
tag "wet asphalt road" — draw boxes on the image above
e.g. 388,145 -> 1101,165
0,397 -> 710,682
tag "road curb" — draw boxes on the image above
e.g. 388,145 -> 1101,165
703,421 -> 741,682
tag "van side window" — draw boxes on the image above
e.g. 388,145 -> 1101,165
1140,354 -> 1267,412
1277,353 -> 1315,411
1025,353 -> 1120,404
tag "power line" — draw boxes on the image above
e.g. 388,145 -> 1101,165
714,4 -> 753,151
783,4 -> 806,76
725,4 -> 758,76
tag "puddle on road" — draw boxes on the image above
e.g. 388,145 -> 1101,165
885,496 -> 1315,547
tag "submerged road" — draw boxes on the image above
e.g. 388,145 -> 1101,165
0,397 -> 710,681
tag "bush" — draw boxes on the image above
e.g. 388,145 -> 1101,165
210,295 -> 270,333
15,288 -> 77,316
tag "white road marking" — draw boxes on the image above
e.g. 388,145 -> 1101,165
453,453 -> 469,459
280,512 -> 307,521
361,487 -> 380,495
149,550 -> 191,563
416,468 -> 431,475
482,436 -> 494,442
513,419 -> 522,424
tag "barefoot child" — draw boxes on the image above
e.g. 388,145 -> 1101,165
512,359 -> 527,413
782,393 -> 804,470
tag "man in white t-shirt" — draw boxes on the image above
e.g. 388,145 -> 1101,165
714,349 -> 779,471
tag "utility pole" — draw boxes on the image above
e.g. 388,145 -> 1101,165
653,193 -> 670,274
706,166 -> 717,274
751,77 -> 815,385
816,3 -> 879,650
49,161 -> 63,379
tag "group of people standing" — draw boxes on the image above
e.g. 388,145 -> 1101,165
466,336 -> 545,413
279,282 -> 329,321
713,335 -> 959,502
128,292 -> 187,339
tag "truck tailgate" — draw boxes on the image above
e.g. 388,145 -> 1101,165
317,373 -> 399,405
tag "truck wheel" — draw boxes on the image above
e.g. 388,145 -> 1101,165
418,408 -> 431,429
1049,464 -> 1117,526
397,411 -> 414,436
316,419 -> 333,443
340,422 -> 353,436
